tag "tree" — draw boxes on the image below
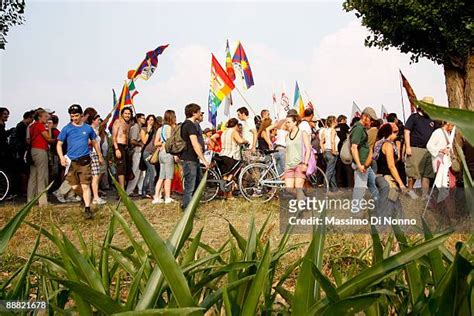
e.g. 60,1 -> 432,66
343,0 -> 474,110
1,0 -> 26,50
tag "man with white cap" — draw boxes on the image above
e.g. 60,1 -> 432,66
404,96 -> 436,199
350,106 -> 379,213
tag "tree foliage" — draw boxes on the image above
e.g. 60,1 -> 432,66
0,0 -> 26,50
343,0 -> 474,68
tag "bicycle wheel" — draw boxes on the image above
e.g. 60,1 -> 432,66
0,170 -> 10,201
201,168 -> 220,203
239,163 -> 279,203
308,166 -> 329,193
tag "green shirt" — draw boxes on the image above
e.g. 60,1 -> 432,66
350,121 -> 369,164
285,128 -> 303,168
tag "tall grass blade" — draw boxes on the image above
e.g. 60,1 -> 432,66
241,242 -> 272,316
112,176 -> 196,308
136,173 -> 207,310
56,279 -> 126,314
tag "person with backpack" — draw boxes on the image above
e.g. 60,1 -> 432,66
335,114 -> 353,187
152,110 -> 178,204
350,107 -> 378,213
180,103 -> 210,210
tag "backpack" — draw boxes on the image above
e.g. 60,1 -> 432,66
340,128 -> 354,165
165,123 -> 186,155
304,146 -> 317,176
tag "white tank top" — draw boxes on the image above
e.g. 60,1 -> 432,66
220,129 -> 241,160
323,127 -> 340,151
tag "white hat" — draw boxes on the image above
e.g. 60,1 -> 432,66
421,96 -> 434,104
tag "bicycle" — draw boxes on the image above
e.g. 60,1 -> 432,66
0,169 -> 11,201
238,150 -> 329,203
200,153 -> 246,203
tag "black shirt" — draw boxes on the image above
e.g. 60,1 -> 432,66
335,123 -> 350,152
15,121 -> 28,156
0,123 -> 7,162
405,113 -> 435,148
180,119 -> 199,162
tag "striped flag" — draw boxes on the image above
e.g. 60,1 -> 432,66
293,81 -> 305,116
208,54 -> 235,127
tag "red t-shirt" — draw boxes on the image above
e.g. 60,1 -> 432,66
30,122 -> 49,151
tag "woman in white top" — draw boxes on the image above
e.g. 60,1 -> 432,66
320,116 -> 340,192
426,121 -> 456,189
266,119 -> 289,176
152,110 -> 177,204
218,118 -> 248,199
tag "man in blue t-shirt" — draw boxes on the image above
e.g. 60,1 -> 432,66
57,104 -> 104,219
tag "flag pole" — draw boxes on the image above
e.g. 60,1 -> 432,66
234,85 -> 257,116
399,71 -> 407,124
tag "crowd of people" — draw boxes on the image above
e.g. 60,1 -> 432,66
0,97 -> 473,219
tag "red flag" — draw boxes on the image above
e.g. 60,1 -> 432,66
400,70 -> 418,113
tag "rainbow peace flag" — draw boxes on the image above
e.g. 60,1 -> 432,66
232,41 -> 254,89
108,81 -> 138,132
293,81 -> 305,116
208,54 -> 235,127
225,40 -> 236,81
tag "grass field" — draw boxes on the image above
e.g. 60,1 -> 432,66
0,195 -> 468,289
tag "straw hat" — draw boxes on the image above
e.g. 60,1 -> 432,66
421,96 -> 434,104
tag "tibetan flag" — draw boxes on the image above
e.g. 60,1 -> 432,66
129,44 -> 169,81
293,81 -> 305,116
352,101 -> 362,118
400,70 -> 417,113
225,40 -> 236,81
232,41 -> 254,89
381,104 -> 389,121
208,54 -> 235,127
307,100 -> 314,110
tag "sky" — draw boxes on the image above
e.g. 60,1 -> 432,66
0,0 -> 448,129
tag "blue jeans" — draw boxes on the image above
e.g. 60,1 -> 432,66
182,160 -> 202,209
375,175 -> 403,218
324,150 -> 337,191
275,147 -> 286,176
367,165 -> 379,202
351,163 -> 369,213
142,151 -> 156,195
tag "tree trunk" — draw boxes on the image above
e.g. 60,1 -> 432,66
465,54 -> 474,110
444,54 -> 474,110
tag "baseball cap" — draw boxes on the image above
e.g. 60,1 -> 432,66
287,109 -> 299,116
68,104 -> 83,114
361,107 -> 378,120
